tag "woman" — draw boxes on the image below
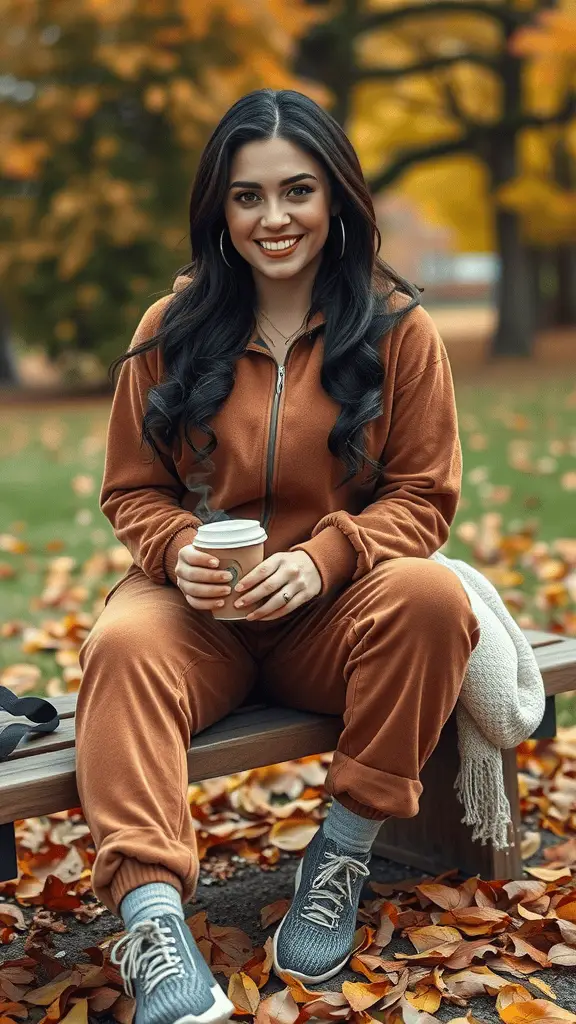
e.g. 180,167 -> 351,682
76,88 -> 480,1024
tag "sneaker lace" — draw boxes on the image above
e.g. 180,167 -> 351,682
301,852 -> 370,930
110,920 -> 184,998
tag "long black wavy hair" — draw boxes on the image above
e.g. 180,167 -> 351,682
110,88 -> 421,488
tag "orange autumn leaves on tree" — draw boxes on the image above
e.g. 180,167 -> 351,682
511,6 -> 576,60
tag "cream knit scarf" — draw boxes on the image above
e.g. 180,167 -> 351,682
430,551 -> 546,850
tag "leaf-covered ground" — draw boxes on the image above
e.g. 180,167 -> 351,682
2,739 -> 576,1022
1,368 -> 576,1021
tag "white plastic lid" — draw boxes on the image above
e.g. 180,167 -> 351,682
192,519 -> 267,550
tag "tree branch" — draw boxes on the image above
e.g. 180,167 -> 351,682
414,38 -> 476,131
359,2 -> 526,36
442,75 -> 471,129
355,53 -> 501,81
367,92 -> 576,195
368,134 -> 475,193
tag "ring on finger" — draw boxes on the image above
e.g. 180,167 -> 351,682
282,591 -> 291,604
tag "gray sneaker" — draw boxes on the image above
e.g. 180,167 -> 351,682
273,826 -> 371,984
111,914 -> 234,1024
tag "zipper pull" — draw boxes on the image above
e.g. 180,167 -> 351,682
276,365 -> 285,395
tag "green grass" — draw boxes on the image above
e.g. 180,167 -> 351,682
1,376 -> 575,722
0,404 -> 116,683
450,377 -> 576,559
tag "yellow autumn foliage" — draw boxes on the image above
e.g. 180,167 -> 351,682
350,0 -> 576,250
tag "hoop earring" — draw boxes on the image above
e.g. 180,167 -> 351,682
337,215 -> 345,260
220,229 -> 232,269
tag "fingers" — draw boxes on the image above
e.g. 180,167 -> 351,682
178,565 -> 233,585
177,544 -> 221,570
235,565 -> 299,609
185,581 -> 232,599
176,545 -> 234,612
183,595 -> 227,612
177,577 -> 230,612
232,560 -> 303,620
235,555 -> 282,595
245,587 -> 304,621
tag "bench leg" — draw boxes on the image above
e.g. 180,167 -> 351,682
372,712 -> 524,880
0,822 -> 17,883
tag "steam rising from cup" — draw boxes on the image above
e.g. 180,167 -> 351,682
185,464 -> 230,524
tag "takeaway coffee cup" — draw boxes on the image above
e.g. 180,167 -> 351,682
192,519 -> 268,621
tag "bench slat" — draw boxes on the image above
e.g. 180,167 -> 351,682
531,638 -> 576,696
2,632 -> 572,748
522,630 -> 567,648
0,704 -> 298,758
0,693 -> 267,725
0,708 -> 341,824
0,719 -> 76,759
1,631 -> 574,825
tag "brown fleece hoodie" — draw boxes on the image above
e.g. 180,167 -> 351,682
100,276 -> 462,598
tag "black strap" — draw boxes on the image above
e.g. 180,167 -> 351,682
0,685 -> 60,761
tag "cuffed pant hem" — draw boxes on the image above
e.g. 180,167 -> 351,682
110,860 -> 184,917
334,793 -> 389,821
91,827 -> 198,917
327,751 -> 422,819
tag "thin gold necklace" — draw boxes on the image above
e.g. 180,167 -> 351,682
257,321 -> 295,351
257,309 -> 309,345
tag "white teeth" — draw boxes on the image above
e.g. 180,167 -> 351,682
258,237 -> 299,251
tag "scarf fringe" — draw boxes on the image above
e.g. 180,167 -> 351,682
432,551 -> 546,854
454,756 -> 515,851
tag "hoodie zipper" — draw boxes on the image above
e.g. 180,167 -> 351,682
261,344 -> 298,533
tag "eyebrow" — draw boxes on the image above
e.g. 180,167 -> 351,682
228,172 -> 318,190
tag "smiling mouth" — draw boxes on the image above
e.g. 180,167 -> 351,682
255,235 -> 304,258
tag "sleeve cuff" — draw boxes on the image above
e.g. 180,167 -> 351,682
163,525 -> 199,586
290,525 -> 358,596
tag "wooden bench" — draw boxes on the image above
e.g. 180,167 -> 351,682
1,629 -> 575,885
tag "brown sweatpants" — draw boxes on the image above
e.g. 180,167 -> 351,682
76,556 -> 480,916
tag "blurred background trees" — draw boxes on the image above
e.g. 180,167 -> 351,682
0,0 -> 574,383
0,0 -> 325,383
297,0 -> 576,358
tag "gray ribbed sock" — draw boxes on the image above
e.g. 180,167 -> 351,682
119,882 -> 184,930
323,799 -> 386,854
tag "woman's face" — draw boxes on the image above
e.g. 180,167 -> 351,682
224,136 -> 335,281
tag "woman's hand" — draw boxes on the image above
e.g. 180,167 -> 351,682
175,545 -> 234,612
232,551 -> 322,621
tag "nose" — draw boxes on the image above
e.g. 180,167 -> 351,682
259,199 -> 291,231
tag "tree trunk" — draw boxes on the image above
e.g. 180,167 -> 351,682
551,137 -> 576,326
294,0 -> 358,128
488,44 -> 536,359
554,245 -> 576,326
0,303 -> 19,387
490,207 -> 535,357
529,246 -> 558,331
